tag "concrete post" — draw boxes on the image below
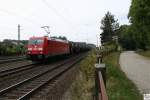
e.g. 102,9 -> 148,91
95,64 -> 106,86
96,54 -> 102,64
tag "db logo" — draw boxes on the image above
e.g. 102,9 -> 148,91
34,46 -> 37,50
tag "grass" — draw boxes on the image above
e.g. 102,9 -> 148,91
69,51 -> 142,100
70,50 -> 96,100
136,50 -> 150,58
104,52 -> 143,100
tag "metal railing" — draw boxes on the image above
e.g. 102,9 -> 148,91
95,54 -> 108,100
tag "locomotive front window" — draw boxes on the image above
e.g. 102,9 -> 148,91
29,39 -> 44,45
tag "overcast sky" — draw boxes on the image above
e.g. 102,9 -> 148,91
0,0 -> 131,45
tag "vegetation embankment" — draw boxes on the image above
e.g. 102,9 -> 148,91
0,39 -> 27,56
104,52 -> 142,100
136,50 -> 150,58
69,50 -> 96,100
67,49 -> 142,100
99,0 -> 149,99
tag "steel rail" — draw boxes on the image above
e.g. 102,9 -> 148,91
18,56 -> 83,100
0,55 -> 76,90
0,56 -> 76,93
0,54 -> 84,99
0,56 -> 25,60
0,63 -> 36,77
0,57 -> 26,64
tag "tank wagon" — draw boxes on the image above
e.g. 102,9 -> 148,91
27,36 -> 91,61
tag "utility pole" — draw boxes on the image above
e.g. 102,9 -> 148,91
86,33 -> 89,43
41,26 -> 50,37
96,34 -> 98,47
18,24 -> 20,45
96,34 -> 101,48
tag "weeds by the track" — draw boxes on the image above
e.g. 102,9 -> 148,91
69,50 -> 96,100
66,51 -> 142,100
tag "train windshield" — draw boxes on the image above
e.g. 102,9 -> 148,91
28,39 -> 44,45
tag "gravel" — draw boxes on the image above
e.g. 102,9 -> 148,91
119,51 -> 150,94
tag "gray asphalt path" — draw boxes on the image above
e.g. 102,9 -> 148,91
119,51 -> 150,94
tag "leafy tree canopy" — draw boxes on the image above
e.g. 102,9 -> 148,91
100,11 -> 119,44
129,0 -> 150,50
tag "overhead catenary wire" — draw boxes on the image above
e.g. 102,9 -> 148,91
0,1 -> 87,42
41,0 -> 86,41
41,0 -> 76,29
0,9 -> 45,41
0,9 -> 42,27
0,1 -> 77,31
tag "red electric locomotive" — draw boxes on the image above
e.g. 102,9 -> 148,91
27,36 -> 70,60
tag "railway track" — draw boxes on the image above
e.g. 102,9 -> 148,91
0,60 -> 59,90
0,56 -> 25,60
0,63 -> 36,77
0,60 -> 32,72
0,57 -> 26,64
0,54 -> 85,99
0,55 -> 73,79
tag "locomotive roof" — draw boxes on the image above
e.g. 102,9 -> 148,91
29,36 -> 69,43
50,37 -> 69,43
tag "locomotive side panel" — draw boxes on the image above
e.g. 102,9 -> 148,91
46,40 -> 70,56
27,36 -> 70,61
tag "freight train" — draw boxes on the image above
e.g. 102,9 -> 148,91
26,36 -> 91,61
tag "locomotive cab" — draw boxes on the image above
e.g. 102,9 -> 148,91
27,37 -> 45,60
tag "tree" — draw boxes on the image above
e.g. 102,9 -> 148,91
100,12 -> 119,44
118,25 -> 136,50
129,0 -> 150,50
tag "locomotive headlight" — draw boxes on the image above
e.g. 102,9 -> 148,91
38,48 -> 43,51
28,48 -> 32,51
